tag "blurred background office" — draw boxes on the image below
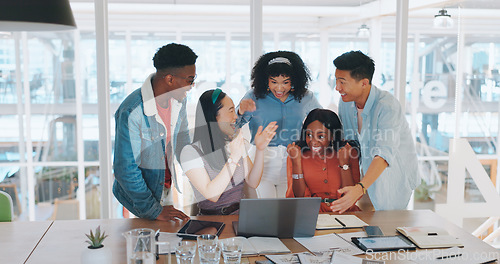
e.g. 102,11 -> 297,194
0,0 -> 499,247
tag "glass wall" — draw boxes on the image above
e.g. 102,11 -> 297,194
407,2 -> 500,235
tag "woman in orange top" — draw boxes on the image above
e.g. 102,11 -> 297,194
286,108 -> 361,212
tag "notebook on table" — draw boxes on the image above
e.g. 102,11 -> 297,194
396,226 -> 463,249
233,197 -> 321,238
316,214 -> 368,230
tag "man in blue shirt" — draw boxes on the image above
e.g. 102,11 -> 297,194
113,43 -> 196,221
330,51 -> 419,212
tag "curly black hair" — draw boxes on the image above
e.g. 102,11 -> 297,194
251,51 -> 311,101
152,43 -> 198,71
333,50 -> 375,84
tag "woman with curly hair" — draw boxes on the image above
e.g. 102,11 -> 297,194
236,51 -> 321,198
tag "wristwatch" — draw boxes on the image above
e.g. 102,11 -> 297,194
339,164 -> 350,170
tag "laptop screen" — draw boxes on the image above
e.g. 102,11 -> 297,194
236,197 -> 321,238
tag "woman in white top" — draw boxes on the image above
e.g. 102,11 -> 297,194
180,89 -> 277,215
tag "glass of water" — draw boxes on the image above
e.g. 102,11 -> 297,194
175,241 -> 196,264
220,237 -> 243,264
197,234 -> 220,264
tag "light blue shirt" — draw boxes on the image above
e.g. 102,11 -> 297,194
338,86 -> 419,210
237,90 -> 321,146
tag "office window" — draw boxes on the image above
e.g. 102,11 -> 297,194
1,1 -> 499,231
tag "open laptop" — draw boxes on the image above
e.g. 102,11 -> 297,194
233,197 -> 321,238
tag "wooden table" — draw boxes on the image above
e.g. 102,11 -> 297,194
24,218 -> 178,264
8,210 -> 500,264
0,221 -> 52,264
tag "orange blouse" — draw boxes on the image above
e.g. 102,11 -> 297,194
286,150 -> 360,212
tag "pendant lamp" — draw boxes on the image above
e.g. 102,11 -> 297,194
357,24 -> 370,38
0,0 -> 76,31
433,9 -> 453,29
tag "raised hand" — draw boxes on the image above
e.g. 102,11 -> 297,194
228,131 -> 245,161
254,121 -> 278,150
286,142 -> 302,162
238,99 -> 256,115
338,142 -> 352,166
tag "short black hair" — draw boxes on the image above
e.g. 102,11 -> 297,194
251,51 -> 311,101
152,43 -> 198,71
333,50 -> 375,84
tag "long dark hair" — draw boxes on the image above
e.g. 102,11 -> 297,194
192,89 -> 230,170
251,51 -> 311,101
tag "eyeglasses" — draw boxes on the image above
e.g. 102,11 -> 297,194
170,74 -> 197,86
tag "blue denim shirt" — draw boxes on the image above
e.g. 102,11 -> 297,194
237,90 -> 321,146
113,74 -> 190,220
338,86 -> 419,210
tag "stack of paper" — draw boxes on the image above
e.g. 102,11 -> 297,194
294,233 -> 364,256
238,237 -> 291,256
330,251 -> 385,264
266,252 -> 385,264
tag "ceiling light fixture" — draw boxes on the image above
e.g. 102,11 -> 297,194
357,24 -> 370,38
433,9 -> 453,29
0,0 -> 76,31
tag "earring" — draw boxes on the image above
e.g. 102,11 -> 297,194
291,86 -> 295,92
267,87 -> 270,92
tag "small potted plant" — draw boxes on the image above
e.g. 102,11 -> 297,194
81,225 -> 112,263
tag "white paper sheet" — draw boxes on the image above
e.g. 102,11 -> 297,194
294,233 -> 364,256
337,231 -> 367,242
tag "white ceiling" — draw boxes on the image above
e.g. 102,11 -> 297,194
69,0 -> 500,39
72,0 -> 377,6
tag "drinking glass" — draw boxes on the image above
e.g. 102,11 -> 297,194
220,237 -> 243,264
197,234 -> 220,264
175,241 -> 197,264
123,228 -> 166,264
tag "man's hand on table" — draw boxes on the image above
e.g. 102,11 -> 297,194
156,205 -> 190,221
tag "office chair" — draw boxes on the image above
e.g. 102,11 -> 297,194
0,190 -> 14,222
0,183 -> 22,216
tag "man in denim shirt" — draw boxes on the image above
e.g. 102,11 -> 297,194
113,43 -> 196,221
330,51 -> 419,213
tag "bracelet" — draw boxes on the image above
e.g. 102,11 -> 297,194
292,174 -> 304,180
357,182 -> 367,194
